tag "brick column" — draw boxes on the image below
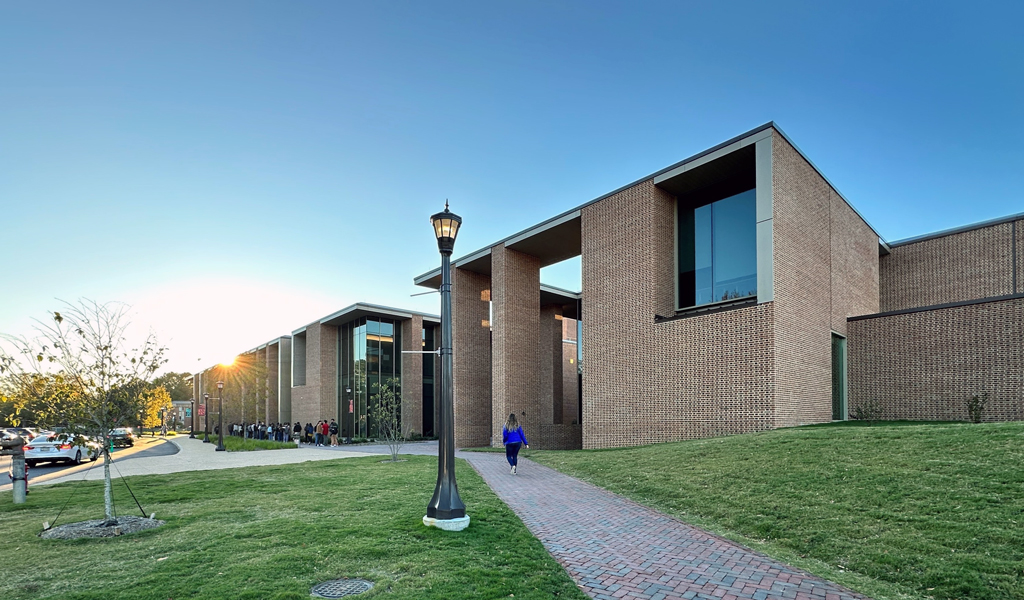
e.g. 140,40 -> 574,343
264,345 -> 280,423
319,325 -> 338,423
539,306 -> 564,426
452,268 -> 492,447
491,243 -> 541,447
400,315 -> 424,437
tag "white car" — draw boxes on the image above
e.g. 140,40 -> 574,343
24,432 -> 100,467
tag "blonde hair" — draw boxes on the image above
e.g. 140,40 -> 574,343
504,413 -> 519,430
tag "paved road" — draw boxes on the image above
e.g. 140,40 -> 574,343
0,436 -> 179,492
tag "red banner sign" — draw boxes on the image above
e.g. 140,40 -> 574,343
198,405 -> 206,417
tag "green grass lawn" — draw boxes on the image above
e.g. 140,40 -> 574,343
0,456 -> 586,600
529,421 -> 1024,600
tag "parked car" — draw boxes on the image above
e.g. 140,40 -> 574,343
24,432 -> 100,467
3,427 -> 41,442
109,427 -> 136,448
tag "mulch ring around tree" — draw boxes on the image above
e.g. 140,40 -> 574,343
39,516 -> 165,540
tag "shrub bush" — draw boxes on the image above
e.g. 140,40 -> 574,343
967,392 -> 988,423
850,398 -> 883,421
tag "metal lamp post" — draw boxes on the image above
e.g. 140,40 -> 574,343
424,201 -> 468,530
216,381 -> 226,451
203,393 -> 211,443
189,400 -> 195,438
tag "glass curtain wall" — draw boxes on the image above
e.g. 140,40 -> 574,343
678,187 -> 757,308
338,317 -> 401,439
422,327 -> 435,436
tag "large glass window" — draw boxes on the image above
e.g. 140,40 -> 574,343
678,188 -> 757,308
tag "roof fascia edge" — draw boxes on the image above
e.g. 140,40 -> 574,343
413,122 -> 892,280
889,210 -> 1024,247
540,283 -> 582,298
505,209 -> 581,246
653,129 -> 771,184
414,123 -> 777,284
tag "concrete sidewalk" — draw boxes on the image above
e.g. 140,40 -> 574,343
37,436 -> 411,486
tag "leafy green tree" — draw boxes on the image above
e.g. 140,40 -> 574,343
152,371 -> 193,404
0,299 -> 166,523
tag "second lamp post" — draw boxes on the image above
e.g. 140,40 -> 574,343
216,381 -> 225,451
203,393 -> 211,443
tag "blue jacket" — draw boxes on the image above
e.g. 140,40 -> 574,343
502,425 -> 528,446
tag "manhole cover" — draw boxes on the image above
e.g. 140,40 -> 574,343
310,578 -> 374,598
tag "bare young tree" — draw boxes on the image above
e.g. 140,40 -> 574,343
370,378 -> 404,461
0,299 -> 166,523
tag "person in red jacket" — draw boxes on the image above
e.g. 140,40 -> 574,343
501,413 -> 529,475
319,420 -> 329,446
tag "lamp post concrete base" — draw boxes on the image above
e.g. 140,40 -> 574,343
422,515 -> 470,531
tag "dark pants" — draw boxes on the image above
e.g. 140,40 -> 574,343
505,442 -> 522,467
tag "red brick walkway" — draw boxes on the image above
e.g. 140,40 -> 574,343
459,451 -> 869,600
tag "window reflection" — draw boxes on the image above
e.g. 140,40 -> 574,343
339,317 -> 402,439
678,188 -> 757,308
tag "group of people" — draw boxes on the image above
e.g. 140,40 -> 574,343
224,421 -> 296,443
299,419 -> 340,446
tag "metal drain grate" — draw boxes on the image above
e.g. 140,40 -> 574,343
310,578 -> 374,598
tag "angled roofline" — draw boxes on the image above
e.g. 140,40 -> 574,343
540,283 -> 581,299
414,122 -> 889,284
291,302 -> 440,335
888,210 -> 1024,248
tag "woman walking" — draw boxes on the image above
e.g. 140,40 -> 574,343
501,413 -> 529,475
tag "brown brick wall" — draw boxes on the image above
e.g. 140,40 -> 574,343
491,243 -> 542,447
265,344 -> 280,422
848,297 -> 1024,422
400,315 -> 424,437
1016,219 -> 1023,294
318,325 -> 337,422
772,135 -> 834,427
581,179 -> 776,449
452,268 -> 492,447
539,424 -> 582,450
539,306 -> 562,426
880,223 -> 1015,312
830,189 -> 880,335
291,327 -> 320,425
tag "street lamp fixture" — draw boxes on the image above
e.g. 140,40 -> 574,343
203,393 -> 211,443
424,201 -> 468,531
216,381 -> 226,452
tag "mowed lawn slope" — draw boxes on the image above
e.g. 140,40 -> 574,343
0,456 -> 587,600
531,422 -> 1024,600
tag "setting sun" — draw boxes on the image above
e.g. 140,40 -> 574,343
220,356 -> 237,367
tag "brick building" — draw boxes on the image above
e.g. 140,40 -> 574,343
192,304 -> 450,440
414,122 -> 1023,450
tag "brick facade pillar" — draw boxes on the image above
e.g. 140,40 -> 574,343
400,315 -> 424,437
452,268 -> 492,447
539,305 -> 564,426
491,243 -> 541,447
263,345 -> 279,423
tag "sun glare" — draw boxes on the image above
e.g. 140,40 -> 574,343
220,356 -> 237,367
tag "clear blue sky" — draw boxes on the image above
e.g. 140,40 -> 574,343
2,1 -> 1021,373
